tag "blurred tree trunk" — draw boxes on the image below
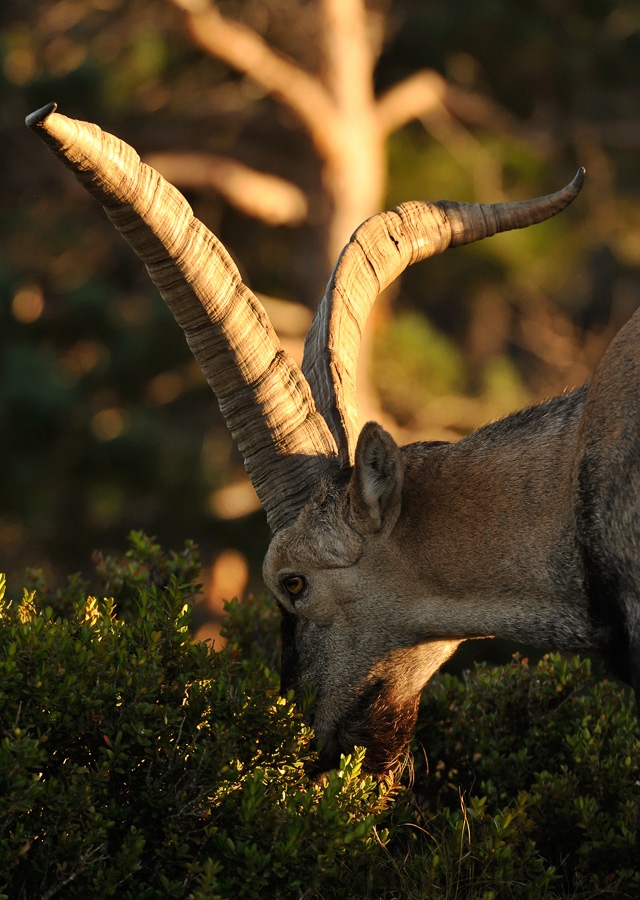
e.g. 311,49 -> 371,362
164,0 -> 491,424
165,0 -> 478,298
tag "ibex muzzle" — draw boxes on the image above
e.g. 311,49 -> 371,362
28,104 -> 637,781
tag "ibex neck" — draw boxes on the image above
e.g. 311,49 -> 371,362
396,386 -> 597,653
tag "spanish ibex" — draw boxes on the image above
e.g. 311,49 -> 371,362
28,103 -> 639,778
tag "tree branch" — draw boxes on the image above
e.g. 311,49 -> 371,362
376,69 -> 529,143
443,82 -> 531,139
168,0 -> 340,159
144,151 -> 308,225
376,70 -> 448,137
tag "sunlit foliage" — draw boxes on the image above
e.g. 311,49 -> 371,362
1,535 -> 639,898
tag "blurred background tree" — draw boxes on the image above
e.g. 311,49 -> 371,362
2,0 -> 640,641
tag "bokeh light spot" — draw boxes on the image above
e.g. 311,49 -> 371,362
12,285 -> 44,323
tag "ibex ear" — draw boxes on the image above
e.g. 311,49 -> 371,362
349,422 -> 403,534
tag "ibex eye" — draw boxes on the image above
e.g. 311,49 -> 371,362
284,575 -> 305,597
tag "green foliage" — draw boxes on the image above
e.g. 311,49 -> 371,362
374,311 -> 466,421
90,530 -> 201,615
373,311 -> 529,433
1,536 -> 640,898
411,655 -> 640,897
0,534 -> 390,900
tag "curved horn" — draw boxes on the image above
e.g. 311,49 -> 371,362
26,103 -> 338,534
303,168 -> 585,465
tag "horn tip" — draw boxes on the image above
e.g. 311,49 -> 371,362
572,166 -> 586,191
26,102 -> 58,130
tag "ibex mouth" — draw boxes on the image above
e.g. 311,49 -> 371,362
311,679 -> 421,778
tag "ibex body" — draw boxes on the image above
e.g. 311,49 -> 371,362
265,381 -> 625,771
27,103 -> 640,779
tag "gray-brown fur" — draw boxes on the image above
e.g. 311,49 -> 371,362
574,312 -> 640,687
264,383 -> 615,773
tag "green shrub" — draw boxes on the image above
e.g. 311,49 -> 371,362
408,656 -> 640,898
1,534 -> 639,899
0,535 -> 390,900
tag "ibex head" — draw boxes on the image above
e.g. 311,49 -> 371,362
31,103 -> 617,777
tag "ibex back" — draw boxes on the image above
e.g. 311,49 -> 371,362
27,103 -> 639,779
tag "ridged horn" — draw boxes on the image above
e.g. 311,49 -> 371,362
303,168 -> 585,465
26,103 -> 338,534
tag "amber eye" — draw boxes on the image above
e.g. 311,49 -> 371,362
283,575 -> 306,598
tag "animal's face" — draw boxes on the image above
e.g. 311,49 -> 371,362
262,425 -> 460,775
